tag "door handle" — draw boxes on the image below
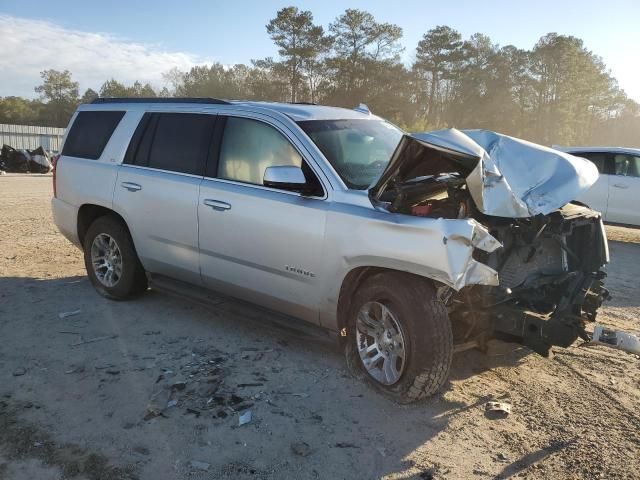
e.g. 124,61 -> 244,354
121,182 -> 142,192
203,199 -> 232,211
612,183 -> 629,189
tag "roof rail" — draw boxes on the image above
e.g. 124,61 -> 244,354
354,103 -> 371,114
91,97 -> 231,105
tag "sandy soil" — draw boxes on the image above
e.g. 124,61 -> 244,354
0,175 -> 639,480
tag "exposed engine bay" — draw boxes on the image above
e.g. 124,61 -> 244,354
370,129 -> 610,356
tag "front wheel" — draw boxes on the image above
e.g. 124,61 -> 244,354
83,216 -> 147,300
345,272 -> 452,403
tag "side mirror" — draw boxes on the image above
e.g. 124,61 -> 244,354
263,165 -> 308,193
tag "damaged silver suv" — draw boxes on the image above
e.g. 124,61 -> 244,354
52,98 -> 609,402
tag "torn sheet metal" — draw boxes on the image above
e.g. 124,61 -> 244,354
372,128 -> 599,218
333,211 -> 501,291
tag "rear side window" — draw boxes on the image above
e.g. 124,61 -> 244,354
62,111 -> 125,159
126,113 -> 214,175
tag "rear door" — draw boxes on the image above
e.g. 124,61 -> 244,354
197,115 -> 329,323
113,112 -> 216,285
574,152 -> 611,218
606,153 -> 640,225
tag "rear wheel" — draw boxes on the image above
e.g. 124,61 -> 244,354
345,272 -> 452,403
83,216 -> 147,300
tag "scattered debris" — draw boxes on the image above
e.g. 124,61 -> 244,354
12,367 -> 26,377
239,410 -> 252,426
167,399 -> 178,408
58,309 -> 81,319
189,460 -> 211,471
291,441 -> 312,457
170,381 -> 187,391
64,365 -> 85,374
71,335 -> 118,346
144,404 -> 163,421
276,391 -> 310,398
309,414 -> 323,424
132,445 -> 150,456
95,363 -> 116,370
485,401 -> 512,417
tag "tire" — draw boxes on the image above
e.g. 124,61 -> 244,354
345,271 -> 452,403
83,216 -> 147,300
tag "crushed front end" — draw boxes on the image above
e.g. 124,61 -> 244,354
450,204 -> 610,356
369,128 -> 610,356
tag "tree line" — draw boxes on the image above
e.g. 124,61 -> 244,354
1,7 -> 638,147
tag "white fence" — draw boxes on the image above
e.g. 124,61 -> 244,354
0,123 -> 66,152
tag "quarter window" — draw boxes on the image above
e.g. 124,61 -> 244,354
218,117 -> 302,186
62,111 -> 125,159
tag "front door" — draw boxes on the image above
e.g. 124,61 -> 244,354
198,115 -> 328,323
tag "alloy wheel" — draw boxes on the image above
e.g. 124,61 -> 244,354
355,301 -> 407,385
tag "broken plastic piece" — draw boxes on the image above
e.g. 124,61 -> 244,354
239,410 -> 252,426
591,324 -> 640,354
485,401 -> 512,415
58,309 -> 81,319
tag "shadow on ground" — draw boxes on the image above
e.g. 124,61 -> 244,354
0,273 -> 541,479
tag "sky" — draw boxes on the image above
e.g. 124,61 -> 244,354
1,0 -> 639,101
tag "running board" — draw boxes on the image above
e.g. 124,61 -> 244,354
147,274 -> 337,344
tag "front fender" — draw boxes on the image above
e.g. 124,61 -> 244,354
319,207 -> 501,330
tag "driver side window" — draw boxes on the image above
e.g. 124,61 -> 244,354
218,117 -> 302,185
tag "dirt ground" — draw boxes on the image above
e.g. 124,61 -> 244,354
1,174 -> 639,480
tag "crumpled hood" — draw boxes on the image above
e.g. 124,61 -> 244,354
370,128 -> 599,218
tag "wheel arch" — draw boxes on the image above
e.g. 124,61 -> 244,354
77,204 -> 129,250
335,266 -> 443,341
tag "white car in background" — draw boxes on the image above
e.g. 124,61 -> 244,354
559,147 -> 640,226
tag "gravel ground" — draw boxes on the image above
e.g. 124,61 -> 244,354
1,175 -> 639,480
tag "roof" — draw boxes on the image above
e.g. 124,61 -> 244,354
229,101 -> 376,121
557,146 -> 640,156
88,97 -> 377,122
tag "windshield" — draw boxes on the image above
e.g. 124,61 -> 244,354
298,119 -> 404,189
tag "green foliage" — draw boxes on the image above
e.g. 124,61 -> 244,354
34,69 -> 79,126
0,96 -> 42,125
100,79 -> 156,98
0,9 -> 638,147
266,7 -> 331,102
